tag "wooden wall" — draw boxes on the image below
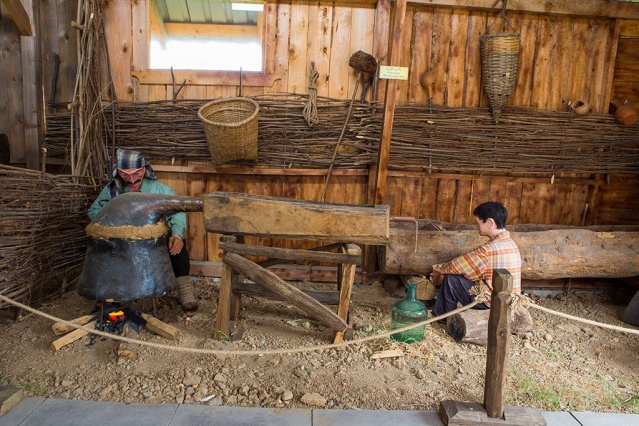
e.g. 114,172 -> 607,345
3,0 -> 639,266
613,20 -> 639,105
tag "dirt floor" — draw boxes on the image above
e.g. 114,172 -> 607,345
1,278 -> 638,414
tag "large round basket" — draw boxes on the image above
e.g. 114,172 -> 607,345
198,97 -> 259,165
480,32 -> 520,123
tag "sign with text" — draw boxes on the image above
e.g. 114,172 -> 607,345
379,66 -> 409,80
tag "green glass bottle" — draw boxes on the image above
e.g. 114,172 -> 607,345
390,283 -> 427,343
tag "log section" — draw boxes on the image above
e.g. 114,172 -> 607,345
203,192 -> 389,245
381,222 -> 639,279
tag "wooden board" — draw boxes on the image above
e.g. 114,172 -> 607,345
382,223 -> 639,279
203,192 -> 389,245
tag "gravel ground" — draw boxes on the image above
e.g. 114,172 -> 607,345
1,278 -> 638,413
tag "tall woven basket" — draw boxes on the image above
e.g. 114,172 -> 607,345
198,97 -> 259,165
480,32 -> 520,123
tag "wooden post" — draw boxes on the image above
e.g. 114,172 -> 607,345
334,244 -> 361,343
483,269 -> 513,418
214,235 -> 236,340
439,270 -> 545,425
373,0 -> 407,205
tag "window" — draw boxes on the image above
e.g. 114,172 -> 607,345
149,0 -> 264,72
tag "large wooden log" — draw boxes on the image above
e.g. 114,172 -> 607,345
223,253 -> 348,332
203,192 -> 389,245
381,221 -> 639,279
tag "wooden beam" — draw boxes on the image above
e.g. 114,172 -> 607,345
223,252 -> 348,332
164,22 -> 259,38
131,70 -> 281,87
219,241 -> 362,266
150,0 -> 167,47
374,0 -> 407,205
407,0 -> 639,20
203,192 -> 389,245
2,0 -> 33,35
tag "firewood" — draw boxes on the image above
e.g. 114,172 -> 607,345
117,322 -> 140,363
49,320 -> 98,351
140,313 -> 180,340
51,314 -> 95,335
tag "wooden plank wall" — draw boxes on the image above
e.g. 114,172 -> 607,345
613,20 -> 639,106
103,2 -> 621,115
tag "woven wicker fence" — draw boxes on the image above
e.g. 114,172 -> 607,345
0,166 -> 100,309
44,96 -> 639,175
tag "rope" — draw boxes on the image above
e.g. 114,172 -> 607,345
0,293 -> 476,357
302,62 -> 319,126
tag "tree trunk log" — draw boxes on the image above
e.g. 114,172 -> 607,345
382,221 -> 639,279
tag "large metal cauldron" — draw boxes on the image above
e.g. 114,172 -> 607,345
78,192 -> 203,301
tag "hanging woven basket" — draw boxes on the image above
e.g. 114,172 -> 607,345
198,97 -> 259,165
480,32 -> 520,123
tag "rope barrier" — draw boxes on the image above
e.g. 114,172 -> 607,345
1,283 -> 637,357
0,293 -> 476,356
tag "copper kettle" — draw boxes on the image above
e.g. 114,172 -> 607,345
610,99 -> 638,126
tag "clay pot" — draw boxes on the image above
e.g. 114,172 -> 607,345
570,100 -> 589,115
611,99 -> 638,126
420,70 -> 436,99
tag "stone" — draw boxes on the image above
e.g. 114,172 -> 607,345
300,392 -> 327,407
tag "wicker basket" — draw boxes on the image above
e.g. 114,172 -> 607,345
198,97 -> 259,164
480,32 -> 520,123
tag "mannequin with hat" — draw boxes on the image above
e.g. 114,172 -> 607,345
88,149 -> 198,314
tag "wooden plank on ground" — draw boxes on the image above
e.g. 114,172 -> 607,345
140,313 -> 180,340
203,192 -> 389,245
0,386 -> 24,417
52,314 -> 95,335
49,320 -> 98,351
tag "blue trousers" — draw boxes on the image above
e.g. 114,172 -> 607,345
432,274 -> 488,316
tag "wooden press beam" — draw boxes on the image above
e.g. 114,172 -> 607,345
203,192 -> 389,245
2,0 -> 33,35
373,0 -> 407,206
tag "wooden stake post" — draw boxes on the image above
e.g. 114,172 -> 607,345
439,269 -> 546,426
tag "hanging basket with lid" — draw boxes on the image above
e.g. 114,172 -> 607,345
480,7 -> 520,123
198,97 -> 259,165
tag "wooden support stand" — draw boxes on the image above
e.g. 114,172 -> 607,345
206,193 -> 389,344
439,270 -> 546,426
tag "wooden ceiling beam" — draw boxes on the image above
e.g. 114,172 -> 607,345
406,0 -> 639,20
2,0 -> 33,36
164,22 -> 259,38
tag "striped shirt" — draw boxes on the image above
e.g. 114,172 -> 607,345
432,230 -> 522,299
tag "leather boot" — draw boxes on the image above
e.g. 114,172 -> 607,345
176,276 -> 198,313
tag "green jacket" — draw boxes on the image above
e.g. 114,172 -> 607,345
87,179 -> 186,239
